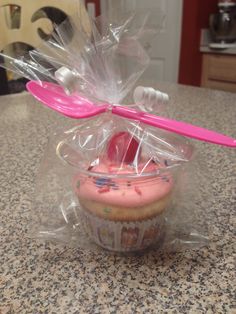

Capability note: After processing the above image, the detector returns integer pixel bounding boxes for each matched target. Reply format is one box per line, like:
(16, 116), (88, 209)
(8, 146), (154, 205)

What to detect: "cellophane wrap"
(0, 6), (209, 253)
(30, 114), (209, 253)
(0, 7), (163, 107)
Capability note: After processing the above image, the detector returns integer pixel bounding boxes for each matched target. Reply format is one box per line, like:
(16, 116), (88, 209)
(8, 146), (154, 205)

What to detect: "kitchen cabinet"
(201, 53), (236, 93)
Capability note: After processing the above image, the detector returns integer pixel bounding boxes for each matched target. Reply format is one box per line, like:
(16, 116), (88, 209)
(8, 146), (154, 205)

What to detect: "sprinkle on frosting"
(110, 181), (119, 190)
(164, 160), (169, 167)
(98, 186), (110, 193)
(135, 186), (142, 196)
(93, 177), (120, 191)
(103, 207), (112, 214)
(162, 176), (170, 183)
(94, 177), (111, 188)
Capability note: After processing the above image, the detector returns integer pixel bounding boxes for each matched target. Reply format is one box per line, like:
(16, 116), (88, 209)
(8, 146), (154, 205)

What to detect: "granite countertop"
(0, 84), (235, 313)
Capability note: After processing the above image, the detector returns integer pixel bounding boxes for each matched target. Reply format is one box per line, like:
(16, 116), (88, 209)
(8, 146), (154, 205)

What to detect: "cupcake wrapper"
(79, 208), (165, 252)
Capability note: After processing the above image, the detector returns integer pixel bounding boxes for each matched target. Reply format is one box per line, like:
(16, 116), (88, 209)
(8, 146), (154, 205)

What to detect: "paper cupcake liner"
(79, 207), (165, 252)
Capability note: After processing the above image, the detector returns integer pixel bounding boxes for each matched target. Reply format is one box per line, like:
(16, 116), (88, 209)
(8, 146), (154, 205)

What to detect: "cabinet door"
(201, 54), (236, 93)
(101, 0), (183, 83)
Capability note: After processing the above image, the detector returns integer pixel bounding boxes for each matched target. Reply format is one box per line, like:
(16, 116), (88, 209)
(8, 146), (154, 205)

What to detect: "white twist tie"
(55, 66), (79, 95)
(133, 86), (169, 110)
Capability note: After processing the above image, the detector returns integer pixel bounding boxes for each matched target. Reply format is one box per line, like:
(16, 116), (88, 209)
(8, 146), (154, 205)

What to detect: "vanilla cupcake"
(73, 132), (174, 252)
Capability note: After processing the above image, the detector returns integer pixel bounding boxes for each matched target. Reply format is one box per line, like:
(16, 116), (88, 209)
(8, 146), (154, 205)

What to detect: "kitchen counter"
(200, 29), (236, 55)
(200, 45), (236, 55)
(0, 84), (235, 313)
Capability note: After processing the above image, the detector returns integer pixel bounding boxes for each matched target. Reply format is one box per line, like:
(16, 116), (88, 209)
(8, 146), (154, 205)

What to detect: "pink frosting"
(75, 160), (173, 207)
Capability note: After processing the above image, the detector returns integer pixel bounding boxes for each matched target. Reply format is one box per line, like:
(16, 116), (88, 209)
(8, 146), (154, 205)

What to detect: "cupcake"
(73, 131), (175, 252)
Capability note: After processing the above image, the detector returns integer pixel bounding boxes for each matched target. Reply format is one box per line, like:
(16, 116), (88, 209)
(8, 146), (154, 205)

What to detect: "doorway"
(101, 0), (183, 83)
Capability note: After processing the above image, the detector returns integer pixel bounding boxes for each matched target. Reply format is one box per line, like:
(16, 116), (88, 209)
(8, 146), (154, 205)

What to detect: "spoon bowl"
(27, 81), (107, 119)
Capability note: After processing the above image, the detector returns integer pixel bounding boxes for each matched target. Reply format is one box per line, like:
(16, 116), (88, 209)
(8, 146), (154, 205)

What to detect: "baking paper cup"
(79, 208), (165, 252)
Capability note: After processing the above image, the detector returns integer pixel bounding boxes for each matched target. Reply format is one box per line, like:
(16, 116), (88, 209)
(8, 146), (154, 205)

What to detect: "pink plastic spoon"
(27, 81), (236, 147)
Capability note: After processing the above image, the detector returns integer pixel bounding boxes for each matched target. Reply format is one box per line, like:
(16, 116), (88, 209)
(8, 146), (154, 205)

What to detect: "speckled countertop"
(0, 84), (235, 314)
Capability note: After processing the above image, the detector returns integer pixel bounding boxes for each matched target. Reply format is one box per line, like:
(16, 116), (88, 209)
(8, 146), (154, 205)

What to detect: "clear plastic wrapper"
(0, 7), (166, 112)
(0, 5), (210, 253)
(0, 9), (162, 103)
(30, 115), (209, 253)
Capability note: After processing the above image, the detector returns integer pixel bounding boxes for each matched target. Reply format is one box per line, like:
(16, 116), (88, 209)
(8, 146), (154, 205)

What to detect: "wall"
(178, 0), (218, 86)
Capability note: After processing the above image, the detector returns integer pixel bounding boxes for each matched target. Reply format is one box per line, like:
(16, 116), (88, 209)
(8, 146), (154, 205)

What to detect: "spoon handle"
(113, 106), (236, 147)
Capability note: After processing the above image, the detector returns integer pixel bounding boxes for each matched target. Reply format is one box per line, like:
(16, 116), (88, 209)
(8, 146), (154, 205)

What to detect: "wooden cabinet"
(201, 54), (236, 93)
